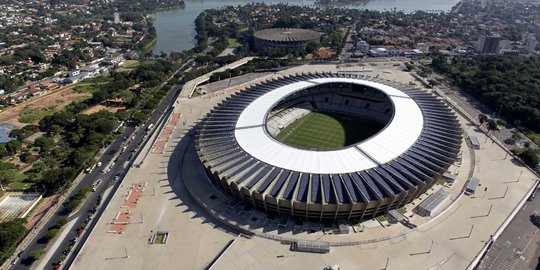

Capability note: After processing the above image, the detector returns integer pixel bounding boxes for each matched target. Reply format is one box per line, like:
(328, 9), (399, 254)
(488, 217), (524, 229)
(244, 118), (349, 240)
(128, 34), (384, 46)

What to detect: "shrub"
(55, 217), (68, 229)
(29, 248), (44, 261)
(46, 229), (59, 240)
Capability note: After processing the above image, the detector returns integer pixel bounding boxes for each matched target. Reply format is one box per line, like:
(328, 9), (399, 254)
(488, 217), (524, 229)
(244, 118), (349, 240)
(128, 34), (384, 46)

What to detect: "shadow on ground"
(166, 129), (241, 236)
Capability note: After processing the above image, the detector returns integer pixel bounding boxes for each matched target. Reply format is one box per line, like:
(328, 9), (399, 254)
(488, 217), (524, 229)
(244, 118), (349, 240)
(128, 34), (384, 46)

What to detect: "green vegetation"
(227, 38), (239, 48)
(528, 134), (540, 146)
(517, 148), (540, 168)
(0, 219), (27, 264)
(18, 106), (57, 123)
(275, 112), (383, 150)
(73, 76), (114, 93)
(8, 125), (39, 140)
(46, 229), (59, 241)
(432, 55), (540, 133)
(116, 60), (142, 72)
(2, 60), (179, 193)
(142, 36), (157, 54)
(66, 186), (91, 212)
(0, 161), (30, 190)
(55, 217), (68, 229)
(28, 248), (44, 261)
(193, 4), (357, 58)
(154, 233), (167, 244)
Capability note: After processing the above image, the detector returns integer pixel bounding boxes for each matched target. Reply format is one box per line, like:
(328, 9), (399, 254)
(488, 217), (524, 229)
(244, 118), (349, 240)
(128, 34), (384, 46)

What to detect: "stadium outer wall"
(195, 73), (463, 222)
(253, 28), (321, 51)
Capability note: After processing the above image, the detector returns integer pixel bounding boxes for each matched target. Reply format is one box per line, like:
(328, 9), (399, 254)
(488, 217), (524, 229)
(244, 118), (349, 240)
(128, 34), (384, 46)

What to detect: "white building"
(114, 12), (121, 24)
(356, 40), (370, 52)
(526, 35), (538, 52)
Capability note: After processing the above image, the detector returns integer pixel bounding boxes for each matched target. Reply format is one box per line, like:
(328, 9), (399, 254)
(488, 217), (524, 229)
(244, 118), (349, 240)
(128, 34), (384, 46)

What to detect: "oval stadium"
(195, 73), (463, 222)
(253, 28), (321, 50)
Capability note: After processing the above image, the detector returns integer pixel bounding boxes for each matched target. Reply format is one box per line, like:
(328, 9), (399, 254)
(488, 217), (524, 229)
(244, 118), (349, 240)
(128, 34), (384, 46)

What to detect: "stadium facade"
(253, 28), (321, 51)
(195, 73), (462, 221)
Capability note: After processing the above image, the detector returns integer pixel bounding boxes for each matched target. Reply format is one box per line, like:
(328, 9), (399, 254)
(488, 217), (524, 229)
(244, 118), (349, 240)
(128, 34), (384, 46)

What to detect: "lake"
(150, 0), (460, 54)
(0, 123), (15, 143)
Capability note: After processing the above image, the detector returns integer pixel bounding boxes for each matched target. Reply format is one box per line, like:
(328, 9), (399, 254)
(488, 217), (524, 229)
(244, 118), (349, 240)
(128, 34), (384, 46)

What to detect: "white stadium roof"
(234, 78), (424, 174)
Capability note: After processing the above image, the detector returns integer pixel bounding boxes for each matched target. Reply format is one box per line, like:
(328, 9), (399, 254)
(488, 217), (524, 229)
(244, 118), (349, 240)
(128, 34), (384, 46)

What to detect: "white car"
(92, 180), (102, 192)
(96, 162), (102, 167)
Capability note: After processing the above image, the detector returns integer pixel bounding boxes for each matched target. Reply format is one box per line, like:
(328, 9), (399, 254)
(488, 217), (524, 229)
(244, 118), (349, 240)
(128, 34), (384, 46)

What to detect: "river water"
(150, 0), (460, 54)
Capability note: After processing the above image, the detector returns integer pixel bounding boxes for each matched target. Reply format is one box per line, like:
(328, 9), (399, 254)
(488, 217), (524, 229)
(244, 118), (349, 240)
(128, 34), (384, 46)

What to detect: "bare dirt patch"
(0, 86), (92, 128)
(317, 47), (337, 58)
(80, 104), (126, 115)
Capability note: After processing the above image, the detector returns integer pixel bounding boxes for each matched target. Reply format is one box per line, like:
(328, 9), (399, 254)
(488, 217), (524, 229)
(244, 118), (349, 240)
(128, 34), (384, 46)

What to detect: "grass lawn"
(115, 60), (141, 72)
(5, 170), (33, 190)
(7, 181), (31, 190)
(73, 75), (113, 93)
(227, 38), (240, 48)
(18, 106), (57, 123)
(155, 233), (166, 244)
(527, 133), (540, 147)
(275, 112), (384, 150)
(142, 36), (157, 54)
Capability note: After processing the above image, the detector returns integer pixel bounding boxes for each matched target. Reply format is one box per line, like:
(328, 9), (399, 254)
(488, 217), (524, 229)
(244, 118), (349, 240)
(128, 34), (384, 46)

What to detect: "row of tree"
(432, 55), (540, 133)
(1, 60), (179, 192)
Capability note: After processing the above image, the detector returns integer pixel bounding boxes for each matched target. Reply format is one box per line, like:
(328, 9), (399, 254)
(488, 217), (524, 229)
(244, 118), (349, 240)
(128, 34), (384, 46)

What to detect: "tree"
(48, 125), (62, 136)
(404, 62), (414, 71)
(478, 114), (488, 124)
(0, 219), (26, 262)
(0, 161), (18, 187)
(41, 167), (74, 191)
(9, 125), (39, 140)
(34, 136), (55, 152)
(32, 161), (48, 173)
(19, 152), (38, 163)
(29, 248), (44, 261)
(55, 217), (68, 229)
(428, 79), (440, 86)
(0, 144), (7, 157)
(46, 229), (59, 241)
(518, 148), (539, 168)
(4, 140), (22, 156)
(436, 56), (540, 133)
(487, 119), (499, 131)
(512, 133), (522, 142)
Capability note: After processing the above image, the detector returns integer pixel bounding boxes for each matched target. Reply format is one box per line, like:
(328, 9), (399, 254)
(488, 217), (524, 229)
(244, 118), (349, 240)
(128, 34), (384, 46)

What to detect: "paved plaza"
(71, 63), (539, 270)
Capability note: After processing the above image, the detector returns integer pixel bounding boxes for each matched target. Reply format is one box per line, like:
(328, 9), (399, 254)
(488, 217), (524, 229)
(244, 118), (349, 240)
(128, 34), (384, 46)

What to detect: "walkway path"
(180, 57), (256, 99)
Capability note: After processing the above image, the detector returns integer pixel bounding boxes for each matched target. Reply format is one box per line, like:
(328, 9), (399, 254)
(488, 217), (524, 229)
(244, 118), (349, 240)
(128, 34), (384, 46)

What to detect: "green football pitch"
(275, 112), (384, 150)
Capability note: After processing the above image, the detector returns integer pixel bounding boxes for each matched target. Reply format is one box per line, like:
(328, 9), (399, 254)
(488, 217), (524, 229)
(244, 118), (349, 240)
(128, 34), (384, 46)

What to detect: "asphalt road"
(9, 80), (184, 270)
(479, 187), (540, 270)
(434, 78), (538, 154)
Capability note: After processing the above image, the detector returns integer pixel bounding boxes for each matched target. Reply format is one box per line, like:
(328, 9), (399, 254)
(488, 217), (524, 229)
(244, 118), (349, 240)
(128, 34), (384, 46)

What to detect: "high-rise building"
(113, 12), (121, 24)
(476, 35), (502, 54)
